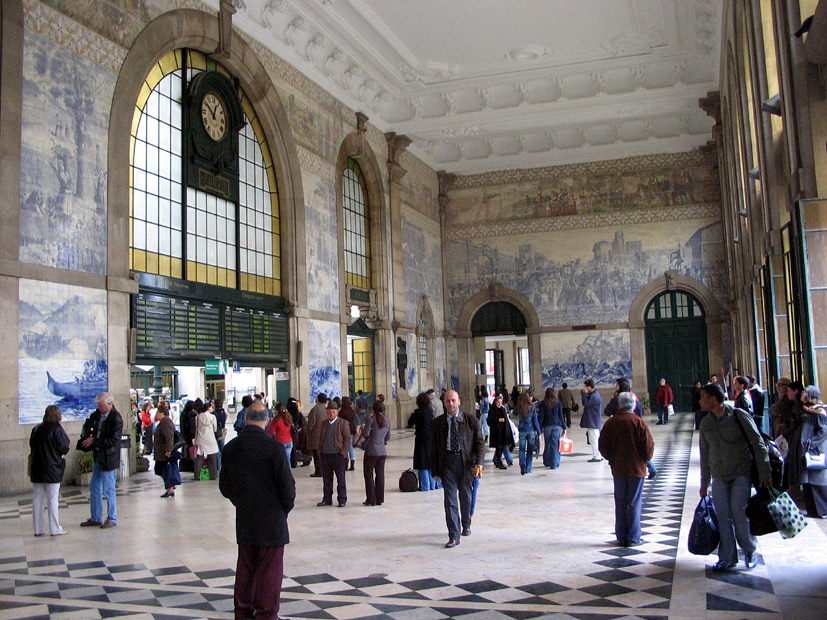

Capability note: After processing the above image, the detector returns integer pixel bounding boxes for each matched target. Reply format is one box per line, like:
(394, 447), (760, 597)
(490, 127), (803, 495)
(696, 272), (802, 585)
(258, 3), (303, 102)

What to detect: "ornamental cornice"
(446, 203), (720, 240)
(452, 149), (716, 190)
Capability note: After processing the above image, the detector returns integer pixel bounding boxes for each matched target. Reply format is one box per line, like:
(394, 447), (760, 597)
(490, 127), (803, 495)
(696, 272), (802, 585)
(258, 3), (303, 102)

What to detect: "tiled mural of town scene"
(305, 176), (340, 314)
(446, 219), (726, 329)
(307, 319), (342, 401)
(19, 29), (115, 275)
(402, 216), (444, 329)
(434, 339), (447, 392)
(542, 330), (631, 390)
(448, 155), (718, 226)
(18, 279), (108, 424)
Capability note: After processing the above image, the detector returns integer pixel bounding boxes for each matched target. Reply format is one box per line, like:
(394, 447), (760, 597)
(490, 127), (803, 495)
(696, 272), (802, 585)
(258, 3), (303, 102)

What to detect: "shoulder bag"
(804, 441), (827, 470)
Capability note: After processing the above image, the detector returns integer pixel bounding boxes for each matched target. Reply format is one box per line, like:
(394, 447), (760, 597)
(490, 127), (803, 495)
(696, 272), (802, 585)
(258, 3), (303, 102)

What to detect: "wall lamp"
(748, 166), (761, 180)
(738, 208), (749, 218)
(762, 94), (782, 116)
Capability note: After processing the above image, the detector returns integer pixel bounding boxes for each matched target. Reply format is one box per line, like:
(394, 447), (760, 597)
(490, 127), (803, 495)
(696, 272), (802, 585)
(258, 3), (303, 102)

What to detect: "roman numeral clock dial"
(200, 92), (227, 141)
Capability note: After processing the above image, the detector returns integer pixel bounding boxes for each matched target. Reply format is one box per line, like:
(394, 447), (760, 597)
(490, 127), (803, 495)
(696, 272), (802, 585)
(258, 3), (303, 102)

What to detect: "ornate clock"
(185, 71), (245, 202)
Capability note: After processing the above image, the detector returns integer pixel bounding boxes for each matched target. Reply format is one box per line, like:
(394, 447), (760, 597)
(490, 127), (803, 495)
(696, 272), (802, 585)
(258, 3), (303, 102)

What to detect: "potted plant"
(75, 451), (94, 486)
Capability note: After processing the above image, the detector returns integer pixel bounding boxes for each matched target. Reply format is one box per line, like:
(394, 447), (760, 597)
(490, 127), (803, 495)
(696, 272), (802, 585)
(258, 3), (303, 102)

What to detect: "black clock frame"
(184, 70), (245, 203)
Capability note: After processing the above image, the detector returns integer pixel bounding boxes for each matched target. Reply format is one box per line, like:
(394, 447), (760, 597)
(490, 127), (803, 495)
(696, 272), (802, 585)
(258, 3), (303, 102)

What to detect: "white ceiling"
(232, 0), (721, 175)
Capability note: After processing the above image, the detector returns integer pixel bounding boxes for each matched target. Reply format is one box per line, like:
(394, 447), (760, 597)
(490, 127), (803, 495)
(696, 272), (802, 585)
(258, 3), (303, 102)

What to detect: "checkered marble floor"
(1, 414), (823, 620)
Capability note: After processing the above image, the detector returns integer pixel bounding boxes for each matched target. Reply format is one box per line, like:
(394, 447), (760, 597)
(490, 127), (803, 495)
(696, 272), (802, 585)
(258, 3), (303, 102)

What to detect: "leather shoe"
(745, 552), (757, 569)
(317, 501), (332, 506)
(362, 501), (374, 506)
(711, 561), (736, 571)
(310, 473), (322, 477)
(461, 528), (471, 537)
(444, 539), (459, 548)
(80, 519), (101, 527)
(337, 502), (346, 507)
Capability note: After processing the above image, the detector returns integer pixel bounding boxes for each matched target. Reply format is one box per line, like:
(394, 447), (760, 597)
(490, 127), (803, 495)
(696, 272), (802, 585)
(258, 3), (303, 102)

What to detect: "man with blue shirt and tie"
(431, 390), (485, 548)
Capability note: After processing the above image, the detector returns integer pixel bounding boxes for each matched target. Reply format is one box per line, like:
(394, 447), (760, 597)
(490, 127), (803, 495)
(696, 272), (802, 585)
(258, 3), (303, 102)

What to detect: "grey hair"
(246, 403), (269, 423)
(805, 385), (822, 403)
(618, 392), (637, 411)
(95, 392), (114, 406)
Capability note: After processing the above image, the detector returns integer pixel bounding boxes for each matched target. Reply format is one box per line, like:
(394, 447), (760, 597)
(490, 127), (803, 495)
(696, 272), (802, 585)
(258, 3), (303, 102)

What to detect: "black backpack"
(399, 469), (418, 492)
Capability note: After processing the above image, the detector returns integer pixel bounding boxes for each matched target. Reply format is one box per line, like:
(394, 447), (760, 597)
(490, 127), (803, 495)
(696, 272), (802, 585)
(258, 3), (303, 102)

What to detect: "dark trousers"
(142, 425), (154, 454)
(363, 454), (386, 505)
(312, 449), (321, 474)
(613, 477), (644, 545)
(441, 453), (472, 541)
(321, 452), (347, 504)
(193, 453), (218, 480)
(563, 408), (572, 427)
(234, 544), (284, 620)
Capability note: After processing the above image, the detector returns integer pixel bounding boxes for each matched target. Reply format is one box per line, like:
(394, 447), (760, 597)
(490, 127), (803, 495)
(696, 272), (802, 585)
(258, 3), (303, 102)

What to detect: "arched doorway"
(472, 301), (530, 401)
(644, 290), (707, 412)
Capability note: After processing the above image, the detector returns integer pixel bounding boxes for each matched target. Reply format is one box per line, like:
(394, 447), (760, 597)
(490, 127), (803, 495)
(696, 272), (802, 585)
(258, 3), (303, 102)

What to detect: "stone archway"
(627, 271), (724, 404)
(455, 284), (541, 406)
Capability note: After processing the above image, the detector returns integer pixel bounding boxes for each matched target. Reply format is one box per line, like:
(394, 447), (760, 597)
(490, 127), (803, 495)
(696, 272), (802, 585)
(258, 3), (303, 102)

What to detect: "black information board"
(134, 291), (287, 364)
(225, 307), (288, 363)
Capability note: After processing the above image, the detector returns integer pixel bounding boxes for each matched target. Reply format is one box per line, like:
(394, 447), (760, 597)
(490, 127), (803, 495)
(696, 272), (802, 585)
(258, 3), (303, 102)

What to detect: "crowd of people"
(24, 369), (827, 618)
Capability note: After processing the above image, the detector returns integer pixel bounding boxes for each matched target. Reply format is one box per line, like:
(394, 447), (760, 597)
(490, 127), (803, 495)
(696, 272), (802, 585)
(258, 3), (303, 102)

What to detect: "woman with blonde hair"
(29, 405), (70, 536)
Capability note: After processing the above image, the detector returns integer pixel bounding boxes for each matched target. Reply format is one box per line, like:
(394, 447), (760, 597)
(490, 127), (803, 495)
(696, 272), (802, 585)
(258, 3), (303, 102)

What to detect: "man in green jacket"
(699, 383), (771, 571)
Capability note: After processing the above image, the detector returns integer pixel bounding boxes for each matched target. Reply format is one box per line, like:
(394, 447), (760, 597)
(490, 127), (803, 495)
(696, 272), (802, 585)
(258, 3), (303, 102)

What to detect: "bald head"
(444, 390), (460, 416)
(245, 403), (269, 428)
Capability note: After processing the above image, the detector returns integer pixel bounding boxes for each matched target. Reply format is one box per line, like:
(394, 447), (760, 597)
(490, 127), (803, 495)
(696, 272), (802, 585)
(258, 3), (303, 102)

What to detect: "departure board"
(224, 307), (288, 363)
(133, 289), (288, 365)
(134, 294), (222, 359)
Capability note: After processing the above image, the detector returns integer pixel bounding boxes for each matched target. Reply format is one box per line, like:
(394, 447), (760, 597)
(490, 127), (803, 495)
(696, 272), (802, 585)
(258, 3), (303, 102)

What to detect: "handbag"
(508, 418), (518, 445)
(766, 487), (808, 539)
(746, 488), (779, 536)
(559, 434), (573, 454)
(688, 496), (720, 555)
(804, 441), (827, 469)
(199, 464), (211, 481)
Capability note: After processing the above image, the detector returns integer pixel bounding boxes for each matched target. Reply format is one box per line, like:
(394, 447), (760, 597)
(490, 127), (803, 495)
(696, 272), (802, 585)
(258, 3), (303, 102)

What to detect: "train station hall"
(3, 1), (827, 619)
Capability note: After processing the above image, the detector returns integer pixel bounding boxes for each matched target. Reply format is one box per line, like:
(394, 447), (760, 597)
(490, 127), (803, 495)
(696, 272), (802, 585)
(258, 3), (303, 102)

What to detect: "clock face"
(201, 92), (227, 141)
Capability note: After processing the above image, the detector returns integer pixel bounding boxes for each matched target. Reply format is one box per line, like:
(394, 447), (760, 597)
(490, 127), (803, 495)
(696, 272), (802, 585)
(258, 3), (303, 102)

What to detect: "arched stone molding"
(454, 284), (542, 407)
(335, 123), (392, 410)
(627, 271), (725, 401)
(108, 8), (308, 398)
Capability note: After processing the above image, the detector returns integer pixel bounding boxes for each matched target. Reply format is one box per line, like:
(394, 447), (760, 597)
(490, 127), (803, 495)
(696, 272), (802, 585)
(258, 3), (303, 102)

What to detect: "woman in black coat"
(407, 392), (437, 491)
(489, 394), (515, 469)
(29, 405), (70, 536)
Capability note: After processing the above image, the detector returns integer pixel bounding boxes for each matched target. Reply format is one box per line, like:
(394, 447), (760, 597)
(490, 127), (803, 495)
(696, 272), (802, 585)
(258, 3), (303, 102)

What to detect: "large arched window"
(129, 49), (280, 295)
(342, 156), (371, 290)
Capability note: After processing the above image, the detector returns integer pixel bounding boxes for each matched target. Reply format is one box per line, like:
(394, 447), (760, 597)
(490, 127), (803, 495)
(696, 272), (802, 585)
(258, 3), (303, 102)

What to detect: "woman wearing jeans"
(538, 388), (566, 469)
(516, 392), (541, 475)
(699, 382), (771, 571)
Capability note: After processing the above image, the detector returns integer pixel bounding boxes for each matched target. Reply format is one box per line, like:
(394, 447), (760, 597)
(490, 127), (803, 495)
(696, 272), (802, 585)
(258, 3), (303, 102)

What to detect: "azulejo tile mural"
(542, 330), (631, 390)
(402, 215), (444, 329)
(304, 175), (340, 314)
(18, 279), (108, 424)
(446, 218), (726, 329)
(307, 319), (342, 401)
(19, 28), (116, 275)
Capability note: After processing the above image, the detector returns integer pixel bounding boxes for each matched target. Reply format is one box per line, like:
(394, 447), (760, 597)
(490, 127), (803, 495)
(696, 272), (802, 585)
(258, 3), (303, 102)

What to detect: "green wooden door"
(645, 291), (708, 413)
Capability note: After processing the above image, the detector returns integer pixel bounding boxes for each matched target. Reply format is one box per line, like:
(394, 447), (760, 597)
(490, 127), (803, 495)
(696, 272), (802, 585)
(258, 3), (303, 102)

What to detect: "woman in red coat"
(655, 378), (674, 425)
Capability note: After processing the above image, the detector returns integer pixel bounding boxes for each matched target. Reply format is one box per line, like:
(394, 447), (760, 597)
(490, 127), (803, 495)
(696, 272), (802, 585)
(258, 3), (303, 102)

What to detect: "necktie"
(450, 416), (459, 452)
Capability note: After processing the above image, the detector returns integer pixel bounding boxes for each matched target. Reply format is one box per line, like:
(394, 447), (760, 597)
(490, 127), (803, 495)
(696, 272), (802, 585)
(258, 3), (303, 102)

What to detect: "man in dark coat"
(431, 390), (485, 548)
(78, 392), (122, 529)
(580, 379), (604, 462)
(598, 392), (655, 547)
(220, 403), (295, 620)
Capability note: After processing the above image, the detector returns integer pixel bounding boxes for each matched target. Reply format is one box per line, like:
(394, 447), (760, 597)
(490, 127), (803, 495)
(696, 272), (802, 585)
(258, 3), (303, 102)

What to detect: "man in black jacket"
(78, 392), (123, 529)
(431, 390), (485, 548)
(220, 403), (295, 620)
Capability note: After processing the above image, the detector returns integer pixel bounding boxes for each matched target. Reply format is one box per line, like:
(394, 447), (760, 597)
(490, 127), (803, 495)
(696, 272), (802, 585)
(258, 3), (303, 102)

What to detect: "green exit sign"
(205, 359), (229, 375)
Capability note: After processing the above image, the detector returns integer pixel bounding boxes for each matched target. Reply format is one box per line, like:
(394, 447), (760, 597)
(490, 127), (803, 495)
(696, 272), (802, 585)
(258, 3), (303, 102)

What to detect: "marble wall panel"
(304, 174), (340, 314)
(19, 279), (108, 423)
(19, 28), (116, 274)
(541, 330), (631, 391)
(307, 319), (342, 401)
